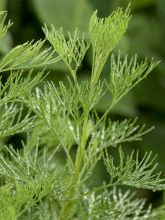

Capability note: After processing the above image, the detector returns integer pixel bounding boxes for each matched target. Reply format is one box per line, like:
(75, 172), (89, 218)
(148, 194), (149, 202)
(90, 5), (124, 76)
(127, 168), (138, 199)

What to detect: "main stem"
(59, 112), (89, 220)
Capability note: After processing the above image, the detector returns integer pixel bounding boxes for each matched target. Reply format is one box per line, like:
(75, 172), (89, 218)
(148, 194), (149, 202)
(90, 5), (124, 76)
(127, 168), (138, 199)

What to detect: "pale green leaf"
(104, 147), (165, 190)
(108, 52), (159, 108)
(89, 6), (131, 85)
(43, 26), (89, 80)
(0, 11), (12, 40)
(0, 40), (61, 73)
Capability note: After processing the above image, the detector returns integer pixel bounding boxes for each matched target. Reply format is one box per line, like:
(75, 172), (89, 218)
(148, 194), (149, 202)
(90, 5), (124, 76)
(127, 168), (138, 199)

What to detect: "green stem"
(59, 112), (89, 220)
(93, 98), (115, 130)
(75, 113), (88, 172)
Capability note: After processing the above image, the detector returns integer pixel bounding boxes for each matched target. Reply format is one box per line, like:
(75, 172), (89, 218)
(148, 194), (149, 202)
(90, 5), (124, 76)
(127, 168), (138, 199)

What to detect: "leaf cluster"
(0, 6), (164, 220)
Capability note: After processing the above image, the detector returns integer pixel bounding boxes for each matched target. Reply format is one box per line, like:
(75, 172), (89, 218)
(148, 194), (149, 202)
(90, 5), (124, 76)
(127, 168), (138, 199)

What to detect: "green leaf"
(88, 188), (152, 220)
(0, 40), (61, 73)
(0, 143), (63, 183)
(0, 103), (37, 137)
(0, 11), (12, 40)
(43, 26), (89, 80)
(93, 117), (152, 149)
(89, 6), (131, 85)
(104, 147), (165, 190)
(107, 52), (159, 108)
(0, 71), (44, 106)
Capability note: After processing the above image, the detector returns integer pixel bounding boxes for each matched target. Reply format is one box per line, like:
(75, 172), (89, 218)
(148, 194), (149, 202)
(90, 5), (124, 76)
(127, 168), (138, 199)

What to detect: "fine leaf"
(0, 103), (37, 137)
(0, 11), (12, 40)
(0, 40), (61, 73)
(108, 52), (160, 108)
(104, 147), (165, 190)
(43, 25), (89, 80)
(88, 188), (152, 220)
(0, 70), (44, 106)
(89, 6), (131, 85)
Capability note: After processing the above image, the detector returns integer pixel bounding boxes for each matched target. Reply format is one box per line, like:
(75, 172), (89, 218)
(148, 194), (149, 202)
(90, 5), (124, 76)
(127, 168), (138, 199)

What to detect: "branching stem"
(59, 112), (89, 220)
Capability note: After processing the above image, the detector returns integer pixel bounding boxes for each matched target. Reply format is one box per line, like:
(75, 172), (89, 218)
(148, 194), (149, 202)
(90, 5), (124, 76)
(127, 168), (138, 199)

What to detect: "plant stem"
(75, 113), (88, 172)
(59, 112), (89, 220)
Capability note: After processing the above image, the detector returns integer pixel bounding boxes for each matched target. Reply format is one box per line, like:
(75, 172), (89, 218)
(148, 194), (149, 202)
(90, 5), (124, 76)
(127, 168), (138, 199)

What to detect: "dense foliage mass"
(0, 6), (165, 220)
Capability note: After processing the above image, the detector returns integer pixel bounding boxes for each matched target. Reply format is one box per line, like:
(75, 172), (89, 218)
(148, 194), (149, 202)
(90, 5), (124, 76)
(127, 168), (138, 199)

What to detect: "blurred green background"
(1, 0), (165, 208)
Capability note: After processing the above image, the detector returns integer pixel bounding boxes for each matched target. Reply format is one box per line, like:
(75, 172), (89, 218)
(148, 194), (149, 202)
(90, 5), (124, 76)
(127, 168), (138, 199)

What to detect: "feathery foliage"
(0, 11), (12, 40)
(89, 6), (131, 85)
(87, 188), (165, 220)
(0, 7), (164, 220)
(0, 40), (61, 73)
(43, 26), (89, 80)
(108, 53), (159, 108)
(104, 147), (165, 190)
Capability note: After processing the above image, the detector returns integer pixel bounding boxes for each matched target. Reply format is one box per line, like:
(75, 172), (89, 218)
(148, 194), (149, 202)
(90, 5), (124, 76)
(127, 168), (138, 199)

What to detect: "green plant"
(0, 6), (165, 220)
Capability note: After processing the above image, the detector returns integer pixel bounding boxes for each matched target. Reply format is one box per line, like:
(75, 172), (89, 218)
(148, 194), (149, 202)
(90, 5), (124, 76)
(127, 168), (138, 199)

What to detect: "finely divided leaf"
(88, 188), (152, 220)
(108, 52), (159, 108)
(104, 147), (165, 190)
(0, 11), (12, 40)
(43, 25), (89, 80)
(0, 40), (61, 73)
(89, 6), (131, 85)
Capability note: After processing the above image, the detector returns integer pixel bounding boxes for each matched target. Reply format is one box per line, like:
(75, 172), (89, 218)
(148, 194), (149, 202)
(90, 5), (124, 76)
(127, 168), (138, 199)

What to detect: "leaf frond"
(0, 103), (37, 137)
(43, 25), (90, 80)
(89, 6), (131, 85)
(92, 117), (152, 150)
(0, 40), (61, 73)
(0, 142), (63, 183)
(0, 70), (44, 105)
(104, 147), (165, 190)
(108, 52), (159, 108)
(0, 11), (12, 40)
(88, 187), (152, 220)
